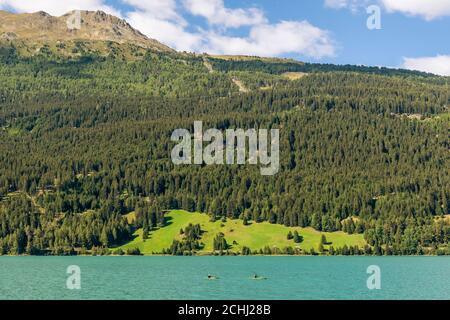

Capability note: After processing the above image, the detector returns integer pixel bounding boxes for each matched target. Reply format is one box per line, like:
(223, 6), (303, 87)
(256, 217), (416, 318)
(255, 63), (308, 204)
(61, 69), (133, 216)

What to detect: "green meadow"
(117, 210), (366, 255)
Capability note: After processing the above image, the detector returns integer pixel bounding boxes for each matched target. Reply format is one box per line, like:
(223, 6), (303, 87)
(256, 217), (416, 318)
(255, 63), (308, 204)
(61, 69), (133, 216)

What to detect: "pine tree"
(318, 242), (324, 253)
(293, 231), (303, 243)
(287, 231), (293, 240)
(100, 228), (109, 247)
(142, 225), (149, 240)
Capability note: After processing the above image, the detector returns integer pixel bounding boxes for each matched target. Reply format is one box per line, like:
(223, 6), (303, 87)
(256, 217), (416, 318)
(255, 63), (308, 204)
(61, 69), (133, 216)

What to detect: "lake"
(0, 256), (448, 300)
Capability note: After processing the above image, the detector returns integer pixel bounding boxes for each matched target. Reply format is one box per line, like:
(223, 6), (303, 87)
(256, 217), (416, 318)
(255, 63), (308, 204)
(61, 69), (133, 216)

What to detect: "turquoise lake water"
(0, 256), (448, 300)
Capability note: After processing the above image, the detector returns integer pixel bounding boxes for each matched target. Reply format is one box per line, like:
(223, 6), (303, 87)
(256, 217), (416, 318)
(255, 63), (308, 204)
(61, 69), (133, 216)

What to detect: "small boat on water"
(251, 274), (267, 280)
(204, 274), (266, 280)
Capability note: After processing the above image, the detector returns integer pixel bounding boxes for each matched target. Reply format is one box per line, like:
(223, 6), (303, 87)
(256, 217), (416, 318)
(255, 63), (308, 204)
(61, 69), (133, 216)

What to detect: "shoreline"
(1, 254), (448, 257)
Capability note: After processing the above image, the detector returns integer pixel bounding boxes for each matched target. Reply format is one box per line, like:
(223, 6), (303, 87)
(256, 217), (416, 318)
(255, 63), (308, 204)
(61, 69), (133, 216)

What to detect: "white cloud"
(0, 0), (120, 17)
(382, 0), (450, 20)
(325, 0), (450, 20)
(325, 0), (348, 9)
(182, 0), (266, 28)
(402, 55), (450, 76)
(122, 0), (202, 52)
(126, 11), (203, 52)
(324, 0), (369, 11)
(123, 0), (335, 58)
(204, 21), (335, 58)
(123, 0), (184, 24)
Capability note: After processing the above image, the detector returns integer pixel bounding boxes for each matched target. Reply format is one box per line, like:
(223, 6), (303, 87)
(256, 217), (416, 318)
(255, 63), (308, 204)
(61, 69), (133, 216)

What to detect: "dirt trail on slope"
(231, 77), (249, 93)
(203, 55), (249, 93)
(202, 56), (214, 73)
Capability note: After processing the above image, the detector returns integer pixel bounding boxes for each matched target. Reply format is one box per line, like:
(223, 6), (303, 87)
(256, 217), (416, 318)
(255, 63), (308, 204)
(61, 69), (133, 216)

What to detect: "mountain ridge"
(0, 10), (442, 79)
(0, 9), (173, 52)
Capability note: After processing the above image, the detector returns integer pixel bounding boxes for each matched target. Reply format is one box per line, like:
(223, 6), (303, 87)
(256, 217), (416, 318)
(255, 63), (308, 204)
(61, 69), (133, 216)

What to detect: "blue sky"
(1, 0), (450, 75)
(245, 0), (450, 67)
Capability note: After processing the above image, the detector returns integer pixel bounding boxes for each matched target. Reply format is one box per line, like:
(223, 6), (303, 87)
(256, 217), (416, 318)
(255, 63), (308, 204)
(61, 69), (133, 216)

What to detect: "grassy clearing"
(209, 55), (303, 64)
(426, 112), (450, 124)
(6, 127), (22, 136)
(395, 111), (450, 127)
(435, 214), (450, 223)
(116, 210), (366, 255)
(282, 72), (308, 80)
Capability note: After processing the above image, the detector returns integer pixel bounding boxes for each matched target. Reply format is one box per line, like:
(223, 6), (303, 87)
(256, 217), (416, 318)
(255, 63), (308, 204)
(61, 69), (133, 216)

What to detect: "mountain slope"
(0, 9), (448, 256)
(0, 10), (172, 52)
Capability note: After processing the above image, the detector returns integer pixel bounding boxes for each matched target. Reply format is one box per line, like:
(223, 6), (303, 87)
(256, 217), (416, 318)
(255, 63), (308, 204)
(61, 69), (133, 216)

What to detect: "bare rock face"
(0, 9), (173, 52)
(0, 32), (17, 40)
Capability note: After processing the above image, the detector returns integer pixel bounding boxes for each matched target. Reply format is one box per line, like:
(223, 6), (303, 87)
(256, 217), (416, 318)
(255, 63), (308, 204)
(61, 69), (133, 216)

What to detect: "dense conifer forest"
(0, 41), (449, 255)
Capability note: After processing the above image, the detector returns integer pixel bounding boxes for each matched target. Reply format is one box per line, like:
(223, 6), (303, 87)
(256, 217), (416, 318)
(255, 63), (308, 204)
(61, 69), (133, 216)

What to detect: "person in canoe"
(207, 274), (218, 280)
(252, 273), (266, 280)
